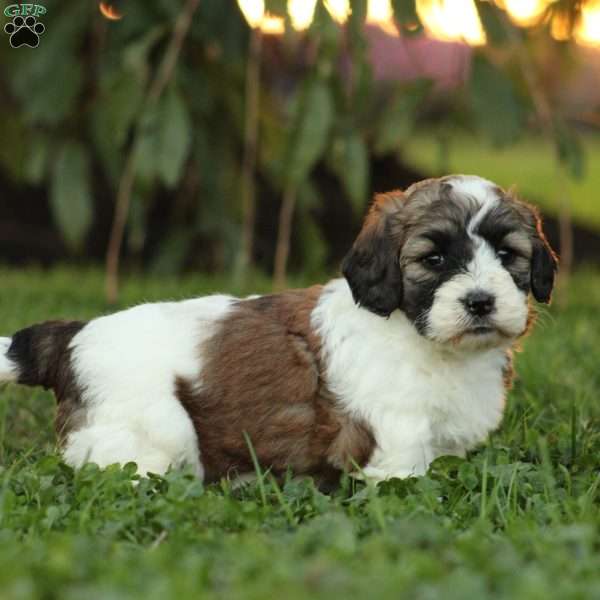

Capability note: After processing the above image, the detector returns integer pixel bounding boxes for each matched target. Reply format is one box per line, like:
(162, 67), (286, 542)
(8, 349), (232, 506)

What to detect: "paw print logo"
(4, 15), (45, 48)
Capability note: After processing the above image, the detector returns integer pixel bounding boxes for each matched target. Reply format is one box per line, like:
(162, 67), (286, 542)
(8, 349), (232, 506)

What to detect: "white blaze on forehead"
(444, 175), (501, 235)
(445, 175), (499, 205)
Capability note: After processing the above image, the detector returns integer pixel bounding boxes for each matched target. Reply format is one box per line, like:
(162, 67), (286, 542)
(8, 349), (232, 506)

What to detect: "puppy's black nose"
(462, 291), (495, 317)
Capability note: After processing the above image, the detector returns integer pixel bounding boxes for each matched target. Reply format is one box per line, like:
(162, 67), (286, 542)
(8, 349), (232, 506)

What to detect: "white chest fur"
(312, 279), (508, 480)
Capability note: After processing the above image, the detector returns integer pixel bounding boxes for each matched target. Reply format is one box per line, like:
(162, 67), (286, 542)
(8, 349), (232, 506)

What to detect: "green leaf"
(135, 87), (192, 187)
(156, 88), (193, 187)
(458, 462), (479, 491)
(91, 70), (146, 180)
(26, 136), (49, 185)
(330, 132), (369, 213)
(50, 142), (94, 250)
(123, 26), (166, 73)
(285, 80), (334, 187)
(374, 80), (432, 154)
(469, 54), (524, 147)
(10, 4), (86, 126)
(13, 58), (83, 127)
(554, 121), (586, 180)
(297, 206), (327, 279)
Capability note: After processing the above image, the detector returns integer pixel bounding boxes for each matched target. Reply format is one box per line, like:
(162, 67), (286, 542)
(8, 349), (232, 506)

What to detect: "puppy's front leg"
(360, 445), (433, 482)
(356, 416), (435, 482)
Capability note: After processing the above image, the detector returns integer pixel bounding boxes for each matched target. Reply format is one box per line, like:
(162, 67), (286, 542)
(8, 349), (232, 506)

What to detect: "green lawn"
(0, 267), (599, 599)
(402, 134), (600, 230)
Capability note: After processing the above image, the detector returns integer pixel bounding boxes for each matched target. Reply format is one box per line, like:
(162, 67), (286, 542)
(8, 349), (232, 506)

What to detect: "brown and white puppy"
(0, 175), (557, 483)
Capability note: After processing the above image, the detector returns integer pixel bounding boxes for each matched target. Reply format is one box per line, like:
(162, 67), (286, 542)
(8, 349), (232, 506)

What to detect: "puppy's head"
(342, 175), (557, 350)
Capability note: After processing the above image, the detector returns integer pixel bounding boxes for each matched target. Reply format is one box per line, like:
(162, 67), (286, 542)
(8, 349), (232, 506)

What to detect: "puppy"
(0, 175), (557, 483)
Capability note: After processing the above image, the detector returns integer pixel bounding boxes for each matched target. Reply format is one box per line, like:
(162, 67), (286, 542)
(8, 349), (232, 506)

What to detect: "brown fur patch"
(502, 351), (515, 390)
(176, 287), (376, 485)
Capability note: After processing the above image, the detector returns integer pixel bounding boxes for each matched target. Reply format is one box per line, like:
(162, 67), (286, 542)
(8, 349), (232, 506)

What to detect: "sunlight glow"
(500, 0), (551, 27)
(417, 0), (486, 46)
(574, 0), (600, 46)
(288, 0), (317, 31)
(550, 11), (571, 41)
(237, 0), (264, 29)
(237, 0), (285, 34)
(367, 0), (399, 36)
(238, 0), (599, 47)
(261, 13), (285, 34)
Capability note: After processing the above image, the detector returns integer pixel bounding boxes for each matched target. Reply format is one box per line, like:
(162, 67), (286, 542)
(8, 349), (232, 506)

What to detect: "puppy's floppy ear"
(342, 193), (404, 317)
(523, 203), (558, 304)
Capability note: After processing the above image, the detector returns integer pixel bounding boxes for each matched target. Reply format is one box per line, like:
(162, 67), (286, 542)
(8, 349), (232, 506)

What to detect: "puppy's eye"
(421, 254), (446, 269)
(497, 248), (516, 265)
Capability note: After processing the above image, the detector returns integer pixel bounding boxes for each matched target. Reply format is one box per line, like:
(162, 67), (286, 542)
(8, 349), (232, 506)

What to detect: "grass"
(402, 133), (600, 230)
(0, 266), (599, 599)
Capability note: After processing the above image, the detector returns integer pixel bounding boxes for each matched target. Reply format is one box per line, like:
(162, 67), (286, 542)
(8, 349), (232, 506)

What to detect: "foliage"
(402, 133), (600, 228)
(0, 1), (592, 274)
(49, 142), (94, 251)
(0, 267), (599, 598)
(284, 78), (334, 189)
(468, 55), (524, 147)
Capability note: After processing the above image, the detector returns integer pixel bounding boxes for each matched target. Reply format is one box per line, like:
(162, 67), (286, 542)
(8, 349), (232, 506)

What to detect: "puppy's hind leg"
(61, 425), (200, 478)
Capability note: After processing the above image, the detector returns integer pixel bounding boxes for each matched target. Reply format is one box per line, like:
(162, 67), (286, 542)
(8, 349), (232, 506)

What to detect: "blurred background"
(1, 0), (599, 301)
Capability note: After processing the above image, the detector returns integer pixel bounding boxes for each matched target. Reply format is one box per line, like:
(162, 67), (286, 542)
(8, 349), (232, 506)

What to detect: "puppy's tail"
(0, 337), (16, 383)
(0, 321), (85, 390)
